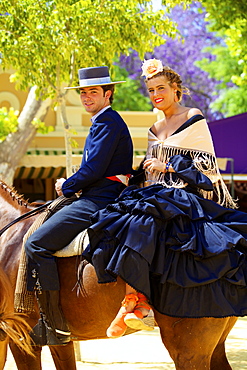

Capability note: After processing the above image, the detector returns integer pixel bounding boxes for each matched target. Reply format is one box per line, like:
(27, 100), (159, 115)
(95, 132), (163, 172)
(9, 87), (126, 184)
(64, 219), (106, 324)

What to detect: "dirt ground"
(5, 317), (247, 369)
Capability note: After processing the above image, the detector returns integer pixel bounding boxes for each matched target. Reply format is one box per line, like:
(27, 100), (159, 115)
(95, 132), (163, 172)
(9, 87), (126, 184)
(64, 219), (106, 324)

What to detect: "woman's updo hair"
(145, 66), (190, 102)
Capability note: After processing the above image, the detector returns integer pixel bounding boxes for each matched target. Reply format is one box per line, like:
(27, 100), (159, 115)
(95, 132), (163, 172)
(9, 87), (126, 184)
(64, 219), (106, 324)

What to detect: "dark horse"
(0, 180), (238, 370)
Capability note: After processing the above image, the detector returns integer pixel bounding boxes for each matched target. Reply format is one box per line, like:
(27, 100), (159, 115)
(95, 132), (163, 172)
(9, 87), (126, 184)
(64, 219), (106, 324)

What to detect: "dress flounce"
(83, 184), (247, 318)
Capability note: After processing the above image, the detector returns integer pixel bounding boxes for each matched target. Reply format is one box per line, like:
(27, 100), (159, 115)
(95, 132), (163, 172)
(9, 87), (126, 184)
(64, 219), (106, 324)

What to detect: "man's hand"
(55, 178), (66, 196)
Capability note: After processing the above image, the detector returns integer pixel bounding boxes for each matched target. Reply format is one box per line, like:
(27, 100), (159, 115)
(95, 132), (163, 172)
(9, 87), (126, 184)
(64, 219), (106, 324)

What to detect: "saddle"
(14, 196), (90, 313)
(14, 196), (156, 330)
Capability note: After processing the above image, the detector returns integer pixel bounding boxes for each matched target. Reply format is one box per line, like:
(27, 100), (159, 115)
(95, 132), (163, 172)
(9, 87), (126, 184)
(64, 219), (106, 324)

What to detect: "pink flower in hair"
(141, 59), (163, 78)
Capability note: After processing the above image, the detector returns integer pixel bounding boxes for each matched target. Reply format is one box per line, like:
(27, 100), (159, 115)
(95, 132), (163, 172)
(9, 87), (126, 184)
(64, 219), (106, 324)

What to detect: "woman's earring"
(174, 90), (178, 102)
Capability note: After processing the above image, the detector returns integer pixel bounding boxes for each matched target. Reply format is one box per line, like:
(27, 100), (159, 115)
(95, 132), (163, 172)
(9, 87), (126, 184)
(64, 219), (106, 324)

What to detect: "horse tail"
(0, 265), (34, 357)
(0, 303), (34, 356)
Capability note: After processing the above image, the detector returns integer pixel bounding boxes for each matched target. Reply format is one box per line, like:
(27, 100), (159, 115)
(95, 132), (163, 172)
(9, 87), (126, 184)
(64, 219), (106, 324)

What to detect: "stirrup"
(46, 326), (71, 346)
(30, 318), (71, 346)
(29, 318), (47, 346)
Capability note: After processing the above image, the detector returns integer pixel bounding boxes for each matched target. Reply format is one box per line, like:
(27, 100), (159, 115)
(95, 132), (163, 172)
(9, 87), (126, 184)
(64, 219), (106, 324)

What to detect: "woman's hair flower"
(141, 59), (163, 79)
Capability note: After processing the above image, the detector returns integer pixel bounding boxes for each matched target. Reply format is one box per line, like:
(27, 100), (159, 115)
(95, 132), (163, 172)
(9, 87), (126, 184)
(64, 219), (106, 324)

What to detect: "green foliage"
(186, 0), (247, 117)
(69, 138), (79, 149)
(32, 118), (54, 134)
(196, 46), (243, 87)
(200, 0), (247, 86)
(0, 107), (53, 141)
(210, 86), (247, 117)
(196, 43), (247, 117)
(0, 107), (18, 141)
(200, 0), (247, 31)
(112, 65), (151, 111)
(161, 0), (191, 8)
(0, 0), (179, 101)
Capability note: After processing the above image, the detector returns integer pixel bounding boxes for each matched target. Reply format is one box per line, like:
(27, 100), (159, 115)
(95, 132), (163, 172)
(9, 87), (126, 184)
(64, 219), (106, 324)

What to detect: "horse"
(0, 262), (34, 370)
(0, 180), (238, 370)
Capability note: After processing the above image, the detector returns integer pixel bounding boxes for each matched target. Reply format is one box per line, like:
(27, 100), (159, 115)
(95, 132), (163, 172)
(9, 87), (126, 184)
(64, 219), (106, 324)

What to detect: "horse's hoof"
(124, 313), (154, 331)
(29, 319), (47, 346)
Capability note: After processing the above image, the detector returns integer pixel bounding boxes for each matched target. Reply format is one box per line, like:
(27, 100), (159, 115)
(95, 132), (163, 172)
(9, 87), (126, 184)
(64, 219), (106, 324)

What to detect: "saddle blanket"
(54, 229), (89, 257)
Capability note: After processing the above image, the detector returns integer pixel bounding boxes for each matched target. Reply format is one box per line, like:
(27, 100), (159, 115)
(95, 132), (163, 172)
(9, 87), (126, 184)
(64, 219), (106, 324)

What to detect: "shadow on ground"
(5, 317), (247, 369)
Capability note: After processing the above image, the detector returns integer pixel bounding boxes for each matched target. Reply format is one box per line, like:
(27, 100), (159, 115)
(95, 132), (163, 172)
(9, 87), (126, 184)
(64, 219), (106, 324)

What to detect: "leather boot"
(30, 317), (47, 346)
(30, 290), (71, 346)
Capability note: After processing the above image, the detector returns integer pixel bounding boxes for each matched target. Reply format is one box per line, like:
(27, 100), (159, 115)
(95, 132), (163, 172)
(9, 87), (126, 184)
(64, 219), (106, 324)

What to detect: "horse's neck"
(0, 182), (29, 221)
(0, 184), (32, 277)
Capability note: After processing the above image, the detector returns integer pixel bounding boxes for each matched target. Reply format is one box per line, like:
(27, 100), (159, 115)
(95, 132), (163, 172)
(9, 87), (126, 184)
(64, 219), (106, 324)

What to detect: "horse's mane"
(0, 180), (29, 209)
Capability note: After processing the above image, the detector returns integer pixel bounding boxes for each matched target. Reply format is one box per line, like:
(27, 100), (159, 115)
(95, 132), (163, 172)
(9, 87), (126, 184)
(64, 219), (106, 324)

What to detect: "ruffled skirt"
(83, 184), (247, 318)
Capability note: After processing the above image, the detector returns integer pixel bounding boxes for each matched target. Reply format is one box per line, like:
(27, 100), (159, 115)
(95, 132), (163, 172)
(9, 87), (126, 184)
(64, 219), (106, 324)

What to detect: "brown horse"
(0, 180), (238, 370)
(0, 262), (34, 369)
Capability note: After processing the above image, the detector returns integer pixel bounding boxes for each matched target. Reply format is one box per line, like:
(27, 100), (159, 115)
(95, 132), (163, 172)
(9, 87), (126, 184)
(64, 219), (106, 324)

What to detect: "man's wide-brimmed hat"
(64, 66), (125, 90)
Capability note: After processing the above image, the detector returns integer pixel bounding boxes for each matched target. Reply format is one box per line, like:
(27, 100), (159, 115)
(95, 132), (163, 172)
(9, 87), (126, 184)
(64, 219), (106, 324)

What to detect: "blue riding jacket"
(62, 107), (133, 197)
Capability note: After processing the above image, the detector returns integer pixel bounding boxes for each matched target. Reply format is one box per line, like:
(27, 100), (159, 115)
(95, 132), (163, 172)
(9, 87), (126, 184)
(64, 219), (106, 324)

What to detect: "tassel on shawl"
(145, 144), (237, 209)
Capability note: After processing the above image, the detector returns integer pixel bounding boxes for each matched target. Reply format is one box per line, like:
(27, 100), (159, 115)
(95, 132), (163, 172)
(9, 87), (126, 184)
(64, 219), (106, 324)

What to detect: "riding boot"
(30, 317), (47, 346)
(30, 290), (71, 346)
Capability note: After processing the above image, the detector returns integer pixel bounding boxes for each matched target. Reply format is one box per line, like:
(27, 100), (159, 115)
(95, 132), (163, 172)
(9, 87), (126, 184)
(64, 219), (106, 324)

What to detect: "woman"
(83, 59), (247, 338)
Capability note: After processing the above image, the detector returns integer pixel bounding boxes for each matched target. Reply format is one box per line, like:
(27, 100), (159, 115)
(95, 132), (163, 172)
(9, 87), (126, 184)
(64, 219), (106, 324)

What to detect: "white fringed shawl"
(146, 117), (237, 209)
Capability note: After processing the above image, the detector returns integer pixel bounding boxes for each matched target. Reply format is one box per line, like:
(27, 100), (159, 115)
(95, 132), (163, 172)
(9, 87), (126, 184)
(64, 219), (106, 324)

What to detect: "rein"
(0, 201), (53, 237)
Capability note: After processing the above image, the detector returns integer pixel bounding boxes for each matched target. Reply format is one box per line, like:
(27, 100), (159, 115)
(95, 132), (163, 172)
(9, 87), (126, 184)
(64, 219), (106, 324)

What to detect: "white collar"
(91, 105), (111, 124)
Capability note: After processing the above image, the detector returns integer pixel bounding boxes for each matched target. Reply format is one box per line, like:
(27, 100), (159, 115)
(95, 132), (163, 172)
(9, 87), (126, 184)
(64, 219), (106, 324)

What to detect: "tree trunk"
(0, 86), (51, 186)
(59, 96), (73, 178)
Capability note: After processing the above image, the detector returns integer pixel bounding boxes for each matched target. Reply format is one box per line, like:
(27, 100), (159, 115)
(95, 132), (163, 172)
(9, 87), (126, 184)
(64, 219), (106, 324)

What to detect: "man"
(25, 66), (133, 346)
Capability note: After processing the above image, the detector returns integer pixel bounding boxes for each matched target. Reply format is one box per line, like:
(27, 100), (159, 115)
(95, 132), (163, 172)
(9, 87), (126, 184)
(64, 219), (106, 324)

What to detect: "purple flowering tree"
(117, 2), (224, 121)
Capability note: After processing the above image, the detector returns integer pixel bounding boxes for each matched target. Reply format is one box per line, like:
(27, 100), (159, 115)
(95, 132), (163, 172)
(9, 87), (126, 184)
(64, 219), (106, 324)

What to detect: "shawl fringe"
(146, 144), (237, 209)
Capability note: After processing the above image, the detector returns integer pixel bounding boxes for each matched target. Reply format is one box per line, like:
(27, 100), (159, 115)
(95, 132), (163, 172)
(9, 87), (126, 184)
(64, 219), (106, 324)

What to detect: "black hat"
(65, 66), (125, 90)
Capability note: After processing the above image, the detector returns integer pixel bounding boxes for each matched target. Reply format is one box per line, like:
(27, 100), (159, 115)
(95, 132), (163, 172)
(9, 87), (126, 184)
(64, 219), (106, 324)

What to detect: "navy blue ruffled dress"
(83, 115), (247, 318)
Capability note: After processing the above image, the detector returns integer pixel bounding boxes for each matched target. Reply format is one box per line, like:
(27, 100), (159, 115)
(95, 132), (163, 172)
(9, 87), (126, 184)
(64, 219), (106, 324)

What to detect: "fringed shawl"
(146, 116), (237, 209)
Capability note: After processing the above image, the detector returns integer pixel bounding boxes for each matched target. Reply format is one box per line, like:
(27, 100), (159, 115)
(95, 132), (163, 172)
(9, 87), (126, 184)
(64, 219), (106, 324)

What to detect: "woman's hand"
(143, 158), (175, 173)
(143, 158), (165, 173)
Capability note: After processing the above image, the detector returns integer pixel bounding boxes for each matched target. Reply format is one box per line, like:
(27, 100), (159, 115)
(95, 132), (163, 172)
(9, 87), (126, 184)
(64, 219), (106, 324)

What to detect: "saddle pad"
(54, 229), (89, 257)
